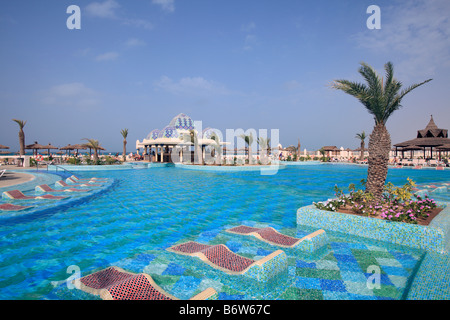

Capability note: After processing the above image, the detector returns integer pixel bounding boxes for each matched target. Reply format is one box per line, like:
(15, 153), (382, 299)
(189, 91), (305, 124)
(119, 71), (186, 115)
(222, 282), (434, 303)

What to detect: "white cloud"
(85, 0), (120, 18)
(241, 22), (256, 33)
(41, 83), (102, 109)
(154, 76), (230, 96)
(152, 0), (175, 13)
(95, 51), (119, 61)
(85, 0), (153, 30)
(124, 38), (146, 47)
(283, 80), (302, 91)
(353, 0), (450, 80)
(122, 18), (153, 30)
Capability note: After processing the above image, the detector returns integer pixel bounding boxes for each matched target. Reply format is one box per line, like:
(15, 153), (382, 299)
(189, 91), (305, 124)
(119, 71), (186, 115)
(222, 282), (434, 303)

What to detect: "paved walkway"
(0, 165), (39, 188)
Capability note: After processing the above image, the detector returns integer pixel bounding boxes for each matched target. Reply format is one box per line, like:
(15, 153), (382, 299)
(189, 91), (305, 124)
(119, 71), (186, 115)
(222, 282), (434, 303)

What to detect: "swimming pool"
(0, 164), (449, 300)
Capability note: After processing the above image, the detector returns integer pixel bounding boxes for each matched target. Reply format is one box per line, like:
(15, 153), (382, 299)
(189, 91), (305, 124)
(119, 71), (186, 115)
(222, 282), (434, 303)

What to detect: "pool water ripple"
(0, 164), (449, 299)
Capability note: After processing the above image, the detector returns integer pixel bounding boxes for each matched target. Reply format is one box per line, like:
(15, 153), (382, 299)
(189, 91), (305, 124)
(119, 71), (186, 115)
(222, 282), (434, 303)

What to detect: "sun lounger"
(70, 175), (107, 182)
(0, 169), (5, 179)
(35, 184), (90, 193)
(66, 177), (103, 185)
(0, 203), (33, 211)
(76, 266), (218, 300)
(167, 241), (287, 282)
(226, 225), (328, 252)
(55, 180), (100, 188)
(2, 189), (66, 200)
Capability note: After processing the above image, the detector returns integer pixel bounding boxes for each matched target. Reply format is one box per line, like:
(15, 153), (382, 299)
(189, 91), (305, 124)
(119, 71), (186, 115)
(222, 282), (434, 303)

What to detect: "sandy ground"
(0, 165), (39, 188)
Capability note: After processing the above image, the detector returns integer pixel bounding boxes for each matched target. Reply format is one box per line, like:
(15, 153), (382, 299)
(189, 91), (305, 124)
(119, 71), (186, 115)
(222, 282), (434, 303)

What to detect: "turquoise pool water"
(0, 164), (449, 300)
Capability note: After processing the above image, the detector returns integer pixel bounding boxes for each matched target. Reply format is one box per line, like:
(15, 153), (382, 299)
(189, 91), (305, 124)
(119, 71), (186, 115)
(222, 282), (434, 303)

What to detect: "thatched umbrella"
(71, 144), (87, 155)
(60, 144), (76, 156)
(0, 144), (10, 150)
(81, 143), (105, 156)
(26, 142), (46, 156)
(42, 143), (59, 157)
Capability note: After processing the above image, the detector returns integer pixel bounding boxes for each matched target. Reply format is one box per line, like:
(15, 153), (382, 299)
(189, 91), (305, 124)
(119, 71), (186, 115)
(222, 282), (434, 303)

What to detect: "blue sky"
(1, 0), (449, 153)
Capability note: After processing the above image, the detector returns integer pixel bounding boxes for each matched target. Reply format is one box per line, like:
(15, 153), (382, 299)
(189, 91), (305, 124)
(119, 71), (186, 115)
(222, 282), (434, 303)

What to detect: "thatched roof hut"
(394, 115), (450, 159)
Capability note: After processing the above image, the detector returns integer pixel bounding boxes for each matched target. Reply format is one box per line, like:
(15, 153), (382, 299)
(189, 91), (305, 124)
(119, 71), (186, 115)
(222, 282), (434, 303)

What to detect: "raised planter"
(296, 202), (450, 254)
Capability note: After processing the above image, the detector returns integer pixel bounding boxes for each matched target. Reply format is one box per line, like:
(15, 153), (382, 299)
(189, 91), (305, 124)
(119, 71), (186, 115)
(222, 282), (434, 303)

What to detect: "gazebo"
(394, 115), (450, 160)
(136, 113), (228, 163)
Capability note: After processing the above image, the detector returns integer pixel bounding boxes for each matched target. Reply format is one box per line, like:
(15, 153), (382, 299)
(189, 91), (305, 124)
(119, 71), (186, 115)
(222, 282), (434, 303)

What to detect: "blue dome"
(202, 127), (221, 140)
(146, 129), (160, 140)
(158, 126), (179, 139)
(169, 113), (195, 130)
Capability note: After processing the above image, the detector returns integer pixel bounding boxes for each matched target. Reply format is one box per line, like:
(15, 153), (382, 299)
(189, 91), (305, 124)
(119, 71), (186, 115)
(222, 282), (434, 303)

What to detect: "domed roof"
(168, 113), (195, 131)
(146, 129), (160, 140)
(158, 126), (180, 139)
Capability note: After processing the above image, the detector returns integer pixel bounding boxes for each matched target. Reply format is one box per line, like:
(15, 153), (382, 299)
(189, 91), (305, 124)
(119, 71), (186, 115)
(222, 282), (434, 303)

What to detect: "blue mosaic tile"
(218, 292), (245, 300)
(347, 293), (378, 300)
(294, 276), (321, 290)
(337, 261), (362, 272)
(322, 290), (349, 300)
(380, 266), (410, 277)
(174, 276), (202, 297)
(135, 253), (156, 263)
(226, 241), (242, 252)
(163, 263), (185, 276)
(320, 279), (347, 292)
(334, 253), (359, 264)
(296, 260), (316, 268)
(340, 270), (368, 283)
(256, 248), (273, 256)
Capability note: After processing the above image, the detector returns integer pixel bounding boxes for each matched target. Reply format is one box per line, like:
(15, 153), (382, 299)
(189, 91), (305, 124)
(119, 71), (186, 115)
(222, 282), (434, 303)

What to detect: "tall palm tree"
(240, 133), (254, 164)
(120, 128), (128, 162)
(332, 61), (432, 200)
(83, 138), (102, 163)
(12, 119), (26, 156)
(184, 129), (203, 164)
(257, 137), (271, 163)
(355, 131), (366, 161)
(210, 132), (222, 165)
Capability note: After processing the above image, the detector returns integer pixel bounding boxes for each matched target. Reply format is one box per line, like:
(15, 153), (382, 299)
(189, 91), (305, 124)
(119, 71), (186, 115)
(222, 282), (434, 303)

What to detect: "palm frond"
(120, 128), (129, 139)
(12, 119), (27, 129)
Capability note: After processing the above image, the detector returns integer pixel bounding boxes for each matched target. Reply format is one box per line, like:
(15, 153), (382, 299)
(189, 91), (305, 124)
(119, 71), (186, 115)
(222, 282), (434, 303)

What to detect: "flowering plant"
(313, 179), (439, 224)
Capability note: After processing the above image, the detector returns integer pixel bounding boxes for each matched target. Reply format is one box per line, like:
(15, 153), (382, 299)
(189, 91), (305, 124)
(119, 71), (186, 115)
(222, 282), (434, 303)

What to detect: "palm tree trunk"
(94, 149), (99, 162)
(360, 141), (365, 161)
(366, 123), (391, 201)
(19, 129), (25, 156)
(123, 139), (127, 162)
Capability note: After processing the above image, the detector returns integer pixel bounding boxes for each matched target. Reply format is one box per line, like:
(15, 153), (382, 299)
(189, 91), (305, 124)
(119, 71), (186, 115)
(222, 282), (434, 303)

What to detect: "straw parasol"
(26, 142), (47, 156)
(42, 143), (59, 156)
(81, 143), (105, 156)
(0, 144), (10, 150)
(60, 144), (76, 156)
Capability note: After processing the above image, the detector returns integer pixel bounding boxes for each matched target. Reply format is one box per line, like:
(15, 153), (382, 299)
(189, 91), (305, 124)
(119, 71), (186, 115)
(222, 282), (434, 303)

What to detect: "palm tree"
(184, 129), (203, 164)
(240, 133), (254, 164)
(120, 128), (128, 162)
(209, 132), (222, 165)
(355, 131), (366, 161)
(12, 119), (26, 156)
(332, 61), (432, 200)
(257, 137), (271, 164)
(83, 138), (102, 163)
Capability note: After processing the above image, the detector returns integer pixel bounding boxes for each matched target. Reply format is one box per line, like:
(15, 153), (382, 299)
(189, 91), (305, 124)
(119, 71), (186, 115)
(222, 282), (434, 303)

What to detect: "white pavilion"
(135, 113), (227, 164)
